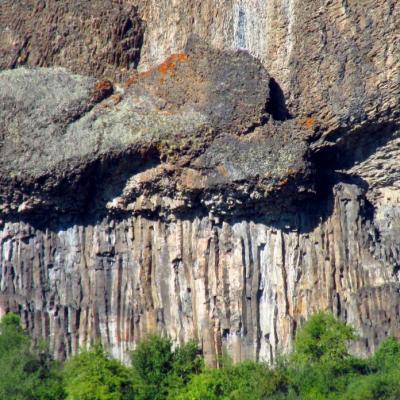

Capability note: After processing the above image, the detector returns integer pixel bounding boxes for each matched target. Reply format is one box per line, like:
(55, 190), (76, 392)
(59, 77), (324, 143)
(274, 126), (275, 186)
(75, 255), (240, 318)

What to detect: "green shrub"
(0, 313), (65, 400)
(373, 336), (400, 371)
(63, 345), (133, 400)
(2, 312), (400, 400)
(174, 361), (286, 400)
(293, 312), (356, 365)
(131, 335), (203, 400)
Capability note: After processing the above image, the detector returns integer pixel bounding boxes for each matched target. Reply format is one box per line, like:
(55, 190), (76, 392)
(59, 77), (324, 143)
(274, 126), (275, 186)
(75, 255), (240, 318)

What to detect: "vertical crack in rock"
(234, 4), (247, 50)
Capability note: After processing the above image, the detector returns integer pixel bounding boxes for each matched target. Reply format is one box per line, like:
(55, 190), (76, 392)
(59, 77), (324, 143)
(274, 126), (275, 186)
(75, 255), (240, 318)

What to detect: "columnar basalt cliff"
(0, 0), (399, 366)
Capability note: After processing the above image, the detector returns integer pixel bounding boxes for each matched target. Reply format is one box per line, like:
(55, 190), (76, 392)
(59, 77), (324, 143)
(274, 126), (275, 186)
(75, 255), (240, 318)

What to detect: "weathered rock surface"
(0, 0), (399, 366)
(0, 0), (144, 80)
(0, 41), (314, 220)
(134, 0), (400, 131)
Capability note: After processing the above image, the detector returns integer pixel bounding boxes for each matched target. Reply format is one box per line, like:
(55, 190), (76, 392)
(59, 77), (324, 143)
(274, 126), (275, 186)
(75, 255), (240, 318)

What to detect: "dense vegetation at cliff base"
(1, 312), (400, 400)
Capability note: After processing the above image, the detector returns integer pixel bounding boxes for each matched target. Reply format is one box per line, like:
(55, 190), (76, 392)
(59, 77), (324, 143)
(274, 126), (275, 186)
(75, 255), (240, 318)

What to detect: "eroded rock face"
(0, 41), (314, 220)
(0, 0), (144, 80)
(1, 181), (399, 366)
(0, 1), (399, 366)
(134, 0), (400, 130)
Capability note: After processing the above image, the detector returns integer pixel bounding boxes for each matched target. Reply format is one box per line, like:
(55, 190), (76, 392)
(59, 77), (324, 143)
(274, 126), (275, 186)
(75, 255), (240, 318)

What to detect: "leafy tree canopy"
(293, 312), (356, 365)
(63, 344), (134, 400)
(1, 312), (400, 400)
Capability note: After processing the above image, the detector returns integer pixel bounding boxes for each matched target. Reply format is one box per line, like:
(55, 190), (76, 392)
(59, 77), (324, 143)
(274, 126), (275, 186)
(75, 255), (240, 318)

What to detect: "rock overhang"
(0, 40), (316, 220)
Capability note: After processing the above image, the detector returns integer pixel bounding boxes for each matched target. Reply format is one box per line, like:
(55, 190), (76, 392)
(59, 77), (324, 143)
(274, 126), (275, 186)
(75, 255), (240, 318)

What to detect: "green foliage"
(0, 313), (37, 400)
(0, 313), (65, 400)
(174, 361), (285, 400)
(167, 339), (204, 396)
(338, 370), (400, 400)
(284, 313), (363, 399)
(278, 314), (400, 400)
(63, 344), (134, 400)
(131, 335), (174, 400)
(3, 311), (400, 400)
(293, 312), (356, 365)
(0, 312), (30, 355)
(32, 355), (66, 400)
(131, 335), (203, 400)
(372, 336), (400, 371)
(336, 337), (400, 400)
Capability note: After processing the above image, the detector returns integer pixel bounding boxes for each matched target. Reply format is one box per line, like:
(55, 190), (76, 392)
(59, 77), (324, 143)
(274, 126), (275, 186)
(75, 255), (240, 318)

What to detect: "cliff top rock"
(0, 40), (313, 219)
(1, 0), (397, 222)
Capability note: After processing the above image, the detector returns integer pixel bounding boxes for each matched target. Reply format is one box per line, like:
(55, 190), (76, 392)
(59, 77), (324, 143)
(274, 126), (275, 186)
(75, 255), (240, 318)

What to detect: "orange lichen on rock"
(297, 116), (316, 129)
(125, 74), (138, 87)
(139, 70), (153, 79)
(124, 70), (152, 88)
(92, 79), (113, 102)
(157, 53), (188, 75)
(124, 53), (188, 88)
(278, 178), (289, 187)
(95, 79), (113, 92)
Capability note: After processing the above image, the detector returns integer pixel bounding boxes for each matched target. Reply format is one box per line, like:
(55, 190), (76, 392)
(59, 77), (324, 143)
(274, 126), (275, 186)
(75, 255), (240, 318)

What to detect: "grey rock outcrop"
(0, 41), (312, 220)
(0, 0), (399, 367)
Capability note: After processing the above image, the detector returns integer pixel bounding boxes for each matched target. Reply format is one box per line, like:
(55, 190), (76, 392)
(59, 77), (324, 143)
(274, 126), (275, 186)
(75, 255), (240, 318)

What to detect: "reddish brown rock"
(0, 0), (144, 80)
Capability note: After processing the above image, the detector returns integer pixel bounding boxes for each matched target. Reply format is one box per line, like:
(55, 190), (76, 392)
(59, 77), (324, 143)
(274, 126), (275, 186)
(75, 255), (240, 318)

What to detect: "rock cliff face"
(0, 0), (144, 80)
(0, 0), (399, 366)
